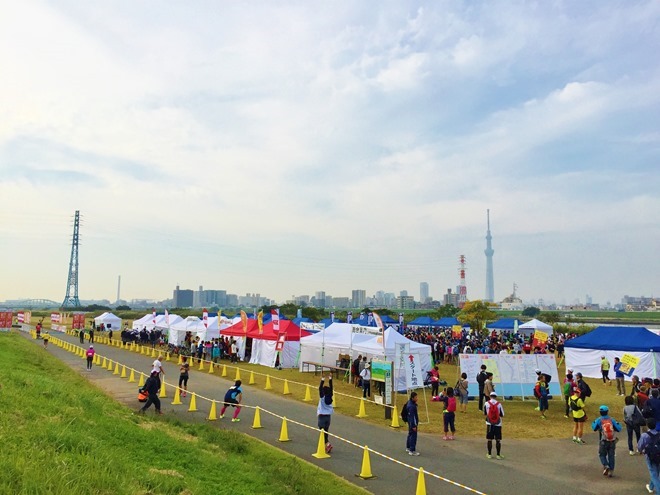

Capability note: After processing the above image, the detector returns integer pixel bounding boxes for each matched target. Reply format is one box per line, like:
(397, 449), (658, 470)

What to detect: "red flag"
(202, 308), (208, 329)
(272, 309), (280, 332)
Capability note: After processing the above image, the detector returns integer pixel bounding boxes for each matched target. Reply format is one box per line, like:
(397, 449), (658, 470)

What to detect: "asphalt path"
(28, 331), (651, 495)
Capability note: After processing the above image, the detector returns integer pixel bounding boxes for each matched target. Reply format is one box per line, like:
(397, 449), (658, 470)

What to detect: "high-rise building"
(443, 288), (460, 308)
(352, 289), (366, 308)
(420, 282), (429, 303)
(400, 290), (408, 297)
(397, 295), (415, 309)
(315, 291), (326, 308)
(484, 209), (495, 302)
(173, 285), (194, 307)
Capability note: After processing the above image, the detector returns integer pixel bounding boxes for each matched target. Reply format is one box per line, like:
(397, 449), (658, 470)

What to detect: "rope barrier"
(47, 333), (488, 495)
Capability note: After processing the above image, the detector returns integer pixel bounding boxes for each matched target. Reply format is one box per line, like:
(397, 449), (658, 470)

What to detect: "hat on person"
(567, 369), (573, 374)
(576, 372), (583, 378)
(535, 369), (541, 374)
(490, 391), (497, 397)
(365, 364), (370, 369)
(599, 405), (609, 413)
(89, 345), (93, 348)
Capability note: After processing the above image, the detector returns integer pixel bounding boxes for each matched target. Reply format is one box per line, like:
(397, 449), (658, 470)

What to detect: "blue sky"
(1, 1), (658, 305)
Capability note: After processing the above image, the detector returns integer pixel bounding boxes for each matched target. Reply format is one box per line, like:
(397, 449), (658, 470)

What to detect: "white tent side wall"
(250, 340), (300, 368)
(565, 348), (660, 381)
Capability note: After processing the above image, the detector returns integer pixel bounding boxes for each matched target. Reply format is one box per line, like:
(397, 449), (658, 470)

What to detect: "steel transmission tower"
(484, 209), (495, 302)
(61, 210), (82, 308)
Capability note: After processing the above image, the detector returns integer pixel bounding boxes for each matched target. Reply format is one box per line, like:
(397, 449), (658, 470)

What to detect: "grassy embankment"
(0, 332), (368, 495)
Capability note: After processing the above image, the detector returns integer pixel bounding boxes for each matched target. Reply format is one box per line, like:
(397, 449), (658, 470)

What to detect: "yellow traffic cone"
(356, 398), (368, 418)
(221, 365), (227, 377)
(138, 373), (145, 387)
(188, 393), (198, 412)
(94, 354), (100, 365)
(101, 357), (107, 369)
(251, 407), (263, 429)
(159, 381), (167, 398)
(303, 384), (312, 402)
(415, 468), (426, 495)
(151, 348), (156, 358)
(121, 365), (127, 379)
(81, 348), (86, 360)
(166, 352), (170, 362)
(113, 362), (120, 375)
(171, 386), (182, 404)
(235, 368), (241, 381)
(198, 359), (205, 372)
(177, 354), (183, 365)
(390, 405), (402, 428)
(208, 400), (218, 421)
(278, 417), (290, 442)
(128, 369), (136, 383)
(265, 375), (272, 390)
(333, 392), (338, 408)
(311, 429), (330, 459)
(249, 371), (255, 385)
(283, 379), (291, 395)
(208, 362), (215, 374)
(356, 446), (375, 479)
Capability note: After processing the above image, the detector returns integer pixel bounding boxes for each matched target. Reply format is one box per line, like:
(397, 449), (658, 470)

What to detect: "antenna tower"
(61, 210), (82, 308)
(457, 255), (467, 308)
(484, 209), (495, 302)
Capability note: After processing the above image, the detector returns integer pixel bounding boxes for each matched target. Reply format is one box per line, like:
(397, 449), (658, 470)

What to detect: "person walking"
(441, 387), (457, 440)
(85, 345), (95, 371)
(79, 328), (85, 344)
(624, 395), (643, 455)
(600, 356), (611, 385)
(405, 391), (420, 456)
(570, 388), (587, 444)
(614, 357), (626, 396)
(592, 404), (622, 477)
(88, 328), (94, 344)
(138, 371), (162, 415)
(476, 364), (488, 411)
(42, 331), (49, 348)
(220, 380), (242, 422)
(638, 418), (660, 494)
(316, 376), (334, 454)
(484, 391), (504, 459)
(178, 356), (190, 398)
(359, 363), (371, 398)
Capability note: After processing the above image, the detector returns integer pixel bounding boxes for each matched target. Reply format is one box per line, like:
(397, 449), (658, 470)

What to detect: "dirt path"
(29, 330), (651, 495)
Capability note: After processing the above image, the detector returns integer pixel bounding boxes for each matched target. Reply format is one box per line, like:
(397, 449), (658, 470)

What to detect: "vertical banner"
(452, 325), (462, 340)
(532, 330), (548, 350)
(240, 310), (248, 335)
(271, 308), (280, 332)
(372, 311), (385, 351)
(347, 311), (353, 324)
(152, 308), (156, 325)
(257, 310), (264, 335)
(330, 311), (335, 323)
(275, 331), (286, 352)
(367, 312), (374, 325)
(404, 353), (422, 389)
(398, 313), (404, 326)
(202, 308), (208, 329)
(395, 342), (410, 390)
(165, 309), (170, 326)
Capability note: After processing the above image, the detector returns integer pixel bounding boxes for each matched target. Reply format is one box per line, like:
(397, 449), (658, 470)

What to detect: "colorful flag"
(272, 308), (280, 332)
(165, 309), (170, 326)
(330, 311), (335, 322)
(373, 312), (385, 351)
(347, 311), (353, 324)
(240, 310), (248, 335)
(152, 308), (156, 325)
(257, 310), (264, 334)
(367, 312), (374, 325)
(202, 308), (208, 329)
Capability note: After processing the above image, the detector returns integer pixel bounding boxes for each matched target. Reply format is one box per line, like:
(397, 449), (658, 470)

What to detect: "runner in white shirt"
(151, 355), (164, 377)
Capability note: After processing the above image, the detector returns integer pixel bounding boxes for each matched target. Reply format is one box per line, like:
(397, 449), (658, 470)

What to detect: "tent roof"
(486, 318), (523, 330)
(435, 317), (460, 327)
(408, 316), (439, 326)
(300, 323), (374, 347)
(352, 328), (432, 355)
(519, 318), (553, 331)
(247, 320), (311, 341)
(564, 326), (660, 352)
(220, 319), (259, 337)
(95, 312), (121, 323)
(320, 317), (343, 326)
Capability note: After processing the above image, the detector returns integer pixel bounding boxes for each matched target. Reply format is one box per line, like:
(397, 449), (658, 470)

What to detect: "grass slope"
(0, 333), (369, 495)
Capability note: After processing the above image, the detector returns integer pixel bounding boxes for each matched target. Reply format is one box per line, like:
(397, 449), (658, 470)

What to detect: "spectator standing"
(220, 380), (243, 422)
(576, 373), (592, 402)
(85, 345), (95, 371)
(316, 376), (334, 454)
(483, 373), (495, 404)
(138, 371), (162, 415)
(79, 329), (85, 344)
(430, 366), (440, 398)
(359, 363), (371, 398)
(352, 355), (362, 387)
(535, 374), (549, 420)
(405, 391), (420, 456)
(592, 405), (622, 477)
(600, 356), (611, 385)
(623, 395), (643, 455)
(570, 388), (587, 444)
(563, 371), (577, 418)
(638, 418), (660, 494)
(178, 356), (190, 398)
(457, 372), (469, 414)
(476, 365), (488, 410)
(441, 388), (457, 440)
(484, 391), (504, 459)
(230, 340), (239, 363)
(613, 357), (626, 396)
(88, 329), (94, 344)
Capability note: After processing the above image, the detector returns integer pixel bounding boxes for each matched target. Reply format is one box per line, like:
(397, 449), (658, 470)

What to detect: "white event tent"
(298, 323), (375, 369)
(132, 313), (152, 330)
(168, 316), (220, 346)
(518, 319), (554, 336)
(94, 312), (121, 330)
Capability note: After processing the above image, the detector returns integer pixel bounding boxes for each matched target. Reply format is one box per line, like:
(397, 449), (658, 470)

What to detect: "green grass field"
(0, 333), (369, 495)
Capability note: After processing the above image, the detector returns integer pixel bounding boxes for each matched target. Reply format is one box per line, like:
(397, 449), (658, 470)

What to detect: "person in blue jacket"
(406, 392), (420, 456)
(592, 404), (623, 477)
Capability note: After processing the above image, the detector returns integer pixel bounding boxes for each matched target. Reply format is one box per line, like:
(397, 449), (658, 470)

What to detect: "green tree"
(542, 311), (561, 325)
(435, 304), (460, 318)
(521, 306), (540, 317)
(457, 300), (497, 333)
(115, 305), (131, 311)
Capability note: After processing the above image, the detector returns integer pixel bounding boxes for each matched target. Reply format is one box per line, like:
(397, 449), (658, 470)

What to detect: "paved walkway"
(30, 331), (651, 495)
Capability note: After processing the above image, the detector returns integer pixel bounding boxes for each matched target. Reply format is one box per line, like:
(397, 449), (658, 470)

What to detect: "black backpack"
(646, 433), (660, 464)
(401, 402), (409, 423)
(569, 398), (581, 412)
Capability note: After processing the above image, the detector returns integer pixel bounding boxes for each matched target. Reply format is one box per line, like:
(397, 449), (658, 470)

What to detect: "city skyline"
(1, 2), (658, 306)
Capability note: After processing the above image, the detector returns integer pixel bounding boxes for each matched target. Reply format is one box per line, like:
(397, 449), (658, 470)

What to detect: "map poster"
(619, 353), (640, 377)
(482, 357), (501, 383)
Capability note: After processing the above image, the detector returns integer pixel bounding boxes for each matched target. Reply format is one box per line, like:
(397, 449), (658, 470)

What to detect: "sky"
(1, 0), (658, 307)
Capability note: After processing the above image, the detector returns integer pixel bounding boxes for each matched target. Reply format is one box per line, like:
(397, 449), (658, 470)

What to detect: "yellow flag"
(240, 310), (248, 335)
(257, 310), (264, 334)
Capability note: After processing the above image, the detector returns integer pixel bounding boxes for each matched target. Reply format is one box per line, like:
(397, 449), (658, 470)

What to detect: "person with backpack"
(404, 391), (420, 456)
(441, 387), (457, 440)
(624, 395), (644, 456)
(138, 370), (162, 415)
(484, 391), (504, 459)
(220, 380), (242, 422)
(570, 388), (587, 444)
(563, 371), (577, 418)
(476, 365), (488, 411)
(576, 373), (592, 402)
(638, 418), (660, 494)
(592, 404), (622, 477)
(535, 374), (549, 420)
(317, 376), (334, 454)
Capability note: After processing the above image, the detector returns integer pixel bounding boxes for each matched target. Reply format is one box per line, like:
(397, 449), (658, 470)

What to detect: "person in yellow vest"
(570, 388), (587, 444)
(42, 331), (50, 348)
(601, 356), (611, 385)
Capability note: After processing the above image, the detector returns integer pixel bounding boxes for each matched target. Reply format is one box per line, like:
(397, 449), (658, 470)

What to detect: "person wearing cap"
(484, 391), (504, 459)
(601, 355), (611, 385)
(592, 404), (622, 477)
(359, 362), (371, 398)
(569, 388), (587, 444)
(85, 345), (95, 371)
(637, 418), (660, 494)
(563, 370), (577, 418)
(576, 372), (592, 402)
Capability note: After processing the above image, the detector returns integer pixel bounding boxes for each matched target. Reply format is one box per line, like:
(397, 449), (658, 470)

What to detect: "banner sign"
(72, 313), (85, 330)
(351, 324), (381, 336)
(50, 312), (61, 323)
(300, 322), (324, 332)
(0, 311), (13, 329)
(452, 325), (462, 340)
(272, 309), (280, 332)
(619, 353), (641, 377)
(240, 310), (248, 335)
(532, 330), (549, 351)
(257, 310), (264, 335)
(275, 331), (286, 352)
(404, 353), (423, 389)
(202, 308), (208, 329)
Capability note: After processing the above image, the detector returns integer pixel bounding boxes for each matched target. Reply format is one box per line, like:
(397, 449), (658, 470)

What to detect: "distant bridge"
(1, 299), (62, 309)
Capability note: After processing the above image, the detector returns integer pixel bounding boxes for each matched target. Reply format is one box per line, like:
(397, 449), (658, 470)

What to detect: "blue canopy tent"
(565, 326), (660, 381)
(320, 317), (343, 327)
(292, 317), (312, 326)
(486, 318), (523, 331)
(435, 317), (460, 327)
(408, 316), (440, 327)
